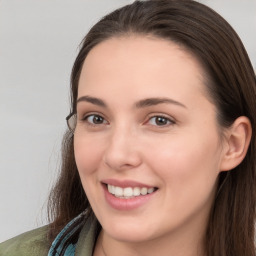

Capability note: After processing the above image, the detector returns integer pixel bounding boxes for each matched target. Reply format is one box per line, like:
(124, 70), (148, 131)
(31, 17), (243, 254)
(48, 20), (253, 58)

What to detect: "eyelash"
(146, 115), (175, 127)
(82, 113), (108, 127)
(81, 113), (175, 128)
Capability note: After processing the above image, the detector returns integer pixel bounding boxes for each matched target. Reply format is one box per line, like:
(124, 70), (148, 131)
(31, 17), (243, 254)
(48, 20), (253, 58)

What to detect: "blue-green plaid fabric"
(48, 212), (85, 256)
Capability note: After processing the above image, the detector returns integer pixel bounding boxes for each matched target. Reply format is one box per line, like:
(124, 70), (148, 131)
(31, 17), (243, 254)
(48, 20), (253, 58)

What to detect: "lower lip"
(102, 184), (156, 211)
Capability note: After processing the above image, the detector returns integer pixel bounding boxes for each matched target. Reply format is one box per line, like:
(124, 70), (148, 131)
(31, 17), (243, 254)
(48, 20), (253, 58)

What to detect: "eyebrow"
(135, 97), (187, 109)
(76, 95), (186, 109)
(77, 95), (106, 107)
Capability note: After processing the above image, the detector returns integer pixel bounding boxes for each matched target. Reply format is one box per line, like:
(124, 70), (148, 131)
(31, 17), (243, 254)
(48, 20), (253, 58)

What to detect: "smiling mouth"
(104, 184), (158, 199)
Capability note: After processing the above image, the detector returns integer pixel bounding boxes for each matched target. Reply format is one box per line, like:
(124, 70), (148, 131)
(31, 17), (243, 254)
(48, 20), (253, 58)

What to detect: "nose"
(103, 126), (142, 171)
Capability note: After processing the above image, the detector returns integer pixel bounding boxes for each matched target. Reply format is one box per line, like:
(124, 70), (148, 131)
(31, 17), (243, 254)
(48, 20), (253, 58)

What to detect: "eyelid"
(77, 111), (176, 128)
(79, 112), (109, 126)
(145, 113), (176, 127)
(86, 114), (107, 122)
(78, 111), (106, 120)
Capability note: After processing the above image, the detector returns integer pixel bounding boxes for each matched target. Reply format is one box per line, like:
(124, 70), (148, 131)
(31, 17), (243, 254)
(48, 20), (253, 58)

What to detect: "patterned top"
(48, 212), (99, 256)
(0, 212), (99, 256)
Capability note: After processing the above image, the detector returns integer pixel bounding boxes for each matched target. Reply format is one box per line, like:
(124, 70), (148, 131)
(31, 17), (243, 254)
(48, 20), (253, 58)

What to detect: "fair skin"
(74, 36), (251, 256)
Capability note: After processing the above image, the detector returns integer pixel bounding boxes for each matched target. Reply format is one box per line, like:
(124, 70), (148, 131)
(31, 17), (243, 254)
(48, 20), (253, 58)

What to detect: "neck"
(93, 225), (205, 256)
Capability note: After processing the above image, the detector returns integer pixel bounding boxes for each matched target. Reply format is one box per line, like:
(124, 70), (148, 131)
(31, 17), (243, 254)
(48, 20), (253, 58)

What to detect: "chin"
(101, 218), (157, 243)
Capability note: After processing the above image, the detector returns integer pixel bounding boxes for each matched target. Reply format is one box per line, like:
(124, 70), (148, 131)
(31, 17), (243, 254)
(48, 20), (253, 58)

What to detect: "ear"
(220, 116), (252, 172)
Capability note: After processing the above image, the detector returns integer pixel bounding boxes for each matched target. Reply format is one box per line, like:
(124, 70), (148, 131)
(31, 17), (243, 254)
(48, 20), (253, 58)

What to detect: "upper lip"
(101, 179), (156, 188)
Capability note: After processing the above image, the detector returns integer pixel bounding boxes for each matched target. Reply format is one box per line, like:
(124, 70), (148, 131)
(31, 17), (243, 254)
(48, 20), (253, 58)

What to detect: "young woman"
(1, 0), (255, 255)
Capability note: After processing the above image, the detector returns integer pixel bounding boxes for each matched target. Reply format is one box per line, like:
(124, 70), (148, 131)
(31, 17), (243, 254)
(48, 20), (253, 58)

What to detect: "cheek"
(145, 132), (221, 192)
(74, 136), (104, 176)
(74, 136), (106, 207)
(149, 136), (221, 223)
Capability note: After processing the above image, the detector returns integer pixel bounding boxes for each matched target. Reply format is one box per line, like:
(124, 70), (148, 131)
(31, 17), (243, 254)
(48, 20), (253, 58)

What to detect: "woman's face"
(74, 36), (226, 244)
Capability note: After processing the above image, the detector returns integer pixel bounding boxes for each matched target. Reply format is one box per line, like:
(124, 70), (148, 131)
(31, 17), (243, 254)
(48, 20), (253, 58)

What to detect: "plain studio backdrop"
(0, 0), (255, 243)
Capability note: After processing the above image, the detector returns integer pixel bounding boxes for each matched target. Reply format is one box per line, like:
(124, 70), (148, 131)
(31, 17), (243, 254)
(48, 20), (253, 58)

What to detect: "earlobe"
(220, 116), (252, 172)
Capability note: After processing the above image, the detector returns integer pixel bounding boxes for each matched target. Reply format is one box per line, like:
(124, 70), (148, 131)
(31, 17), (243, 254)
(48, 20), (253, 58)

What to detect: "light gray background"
(0, 0), (255, 242)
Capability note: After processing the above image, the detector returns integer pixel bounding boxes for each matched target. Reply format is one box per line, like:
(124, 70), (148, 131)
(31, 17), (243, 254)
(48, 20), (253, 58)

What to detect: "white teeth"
(108, 185), (115, 194)
(133, 187), (140, 196)
(147, 187), (154, 194)
(115, 186), (123, 197)
(141, 187), (147, 195)
(123, 187), (133, 197)
(107, 184), (155, 198)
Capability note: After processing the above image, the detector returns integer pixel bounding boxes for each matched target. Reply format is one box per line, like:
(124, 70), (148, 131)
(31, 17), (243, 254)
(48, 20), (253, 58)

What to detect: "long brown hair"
(48, 1), (256, 255)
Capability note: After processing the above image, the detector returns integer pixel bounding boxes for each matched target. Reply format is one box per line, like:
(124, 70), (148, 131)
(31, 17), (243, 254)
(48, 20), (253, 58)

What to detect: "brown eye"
(148, 116), (174, 126)
(86, 114), (107, 125)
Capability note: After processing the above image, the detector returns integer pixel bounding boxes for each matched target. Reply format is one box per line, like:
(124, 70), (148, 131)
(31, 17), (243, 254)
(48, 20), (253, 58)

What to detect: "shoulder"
(0, 225), (50, 256)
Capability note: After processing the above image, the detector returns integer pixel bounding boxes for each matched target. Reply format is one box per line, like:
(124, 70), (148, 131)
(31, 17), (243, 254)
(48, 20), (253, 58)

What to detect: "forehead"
(78, 36), (208, 102)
